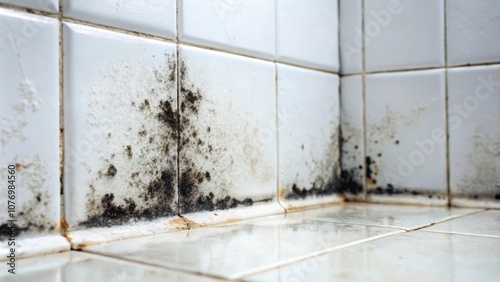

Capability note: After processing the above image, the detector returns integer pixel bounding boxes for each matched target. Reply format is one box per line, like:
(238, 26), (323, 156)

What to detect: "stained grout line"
(231, 230), (405, 280)
(0, 2), (58, 17)
(444, 0), (451, 208)
(419, 230), (500, 239)
(295, 217), (407, 231)
(407, 209), (487, 232)
(360, 0), (368, 201)
(58, 0), (65, 229)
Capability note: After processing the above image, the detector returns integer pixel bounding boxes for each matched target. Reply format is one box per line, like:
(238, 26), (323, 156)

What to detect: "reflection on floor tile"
(424, 210), (500, 237)
(286, 203), (481, 230)
(245, 231), (500, 282)
(83, 215), (399, 279)
(0, 251), (222, 282)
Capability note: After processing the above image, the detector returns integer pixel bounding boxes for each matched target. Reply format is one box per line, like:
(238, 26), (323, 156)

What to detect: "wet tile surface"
(245, 231), (500, 282)
(83, 214), (400, 279)
(286, 203), (481, 230)
(424, 210), (500, 237)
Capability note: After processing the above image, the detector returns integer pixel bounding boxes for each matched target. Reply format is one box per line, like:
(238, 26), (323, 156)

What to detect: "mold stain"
(0, 156), (56, 240)
(340, 117), (364, 196)
(81, 55), (178, 227)
(178, 59), (273, 214)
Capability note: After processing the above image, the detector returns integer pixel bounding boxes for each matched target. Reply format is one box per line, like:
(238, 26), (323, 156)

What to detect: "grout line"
(0, 2), (58, 17)
(58, 0), (65, 232)
(231, 230), (404, 280)
(419, 229), (500, 239)
(443, 0), (451, 208)
(275, 64), (286, 213)
(296, 217), (407, 231)
(360, 0), (367, 201)
(407, 209), (487, 232)
(175, 0), (181, 216)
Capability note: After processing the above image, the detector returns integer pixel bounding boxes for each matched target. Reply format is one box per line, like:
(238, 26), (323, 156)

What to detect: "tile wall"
(0, 0), (341, 256)
(339, 0), (500, 207)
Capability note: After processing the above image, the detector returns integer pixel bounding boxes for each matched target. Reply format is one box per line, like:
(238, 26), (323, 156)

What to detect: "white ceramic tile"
(339, 0), (363, 74)
(448, 65), (500, 208)
(364, 0), (445, 72)
(340, 75), (364, 199)
(63, 23), (179, 244)
(245, 231), (500, 282)
(0, 8), (68, 258)
(277, 64), (341, 209)
(276, 0), (339, 71)
(365, 70), (447, 204)
(447, 0), (500, 66)
(179, 0), (275, 59)
(84, 215), (400, 279)
(63, 0), (176, 39)
(0, 0), (58, 13)
(177, 45), (282, 221)
(424, 210), (500, 237)
(287, 203), (480, 230)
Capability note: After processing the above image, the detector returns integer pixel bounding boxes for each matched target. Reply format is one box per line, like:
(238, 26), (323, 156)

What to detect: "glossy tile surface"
(339, 0), (362, 74)
(365, 70), (447, 204)
(447, 0), (500, 66)
(0, 0), (58, 13)
(177, 45), (279, 218)
(425, 210), (500, 237)
(286, 203), (480, 230)
(84, 215), (400, 279)
(0, 251), (222, 282)
(63, 0), (176, 38)
(340, 75), (365, 199)
(245, 231), (500, 282)
(63, 23), (178, 230)
(277, 64), (341, 209)
(276, 0), (339, 71)
(364, 0), (445, 72)
(447, 65), (500, 208)
(179, 0), (275, 59)
(0, 8), (66, 253)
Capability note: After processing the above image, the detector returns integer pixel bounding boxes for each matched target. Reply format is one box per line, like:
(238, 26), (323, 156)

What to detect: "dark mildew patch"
(81, 55), (178, 228)
(340, 118), (364, 196)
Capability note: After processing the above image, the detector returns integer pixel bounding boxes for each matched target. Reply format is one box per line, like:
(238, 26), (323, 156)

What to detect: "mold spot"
(340, 169), (363, 195)
(106, 164), (117, 177)
(125, 145), (132, 158)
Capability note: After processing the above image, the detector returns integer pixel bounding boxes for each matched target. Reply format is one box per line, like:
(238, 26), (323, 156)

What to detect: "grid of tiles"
(339, 0), (500, 208)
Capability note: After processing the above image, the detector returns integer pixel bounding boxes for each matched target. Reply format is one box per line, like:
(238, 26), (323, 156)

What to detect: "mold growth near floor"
(455, 124), (500, 202)
(339, 120), (364, 197)
(178, 58), (274, 214)
(0, 156), (57, 240)
(79, 54), (178, 228)
(283, 126), (342, 201)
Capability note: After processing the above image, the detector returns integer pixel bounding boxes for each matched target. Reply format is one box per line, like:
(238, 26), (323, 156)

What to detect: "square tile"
(63, 23), (178, 242)
(179, 0), (275, 59)
(339, 0), (363, 74)
(276, 0), (339, 71)
(424, 210), (500, 237)
(277, 64), (341, 209)
(447, 0), (500, 66)
(286, 203), (480, 230)
(0, 8), (68, 257)
(365, 70), (447, 204)
(84, 215), (400, 279)
(245, 231), (500, 282)
(0, 0), (58, 13)
(177, 45), (282, 221)
(63, 0), (176, 39)
(340, 75), (365, 199)
(448, 65), (500, 208)
(364, 0), (445, 72)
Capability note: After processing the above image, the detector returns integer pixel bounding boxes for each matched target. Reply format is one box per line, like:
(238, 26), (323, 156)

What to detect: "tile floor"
(5, 203), (499, 281)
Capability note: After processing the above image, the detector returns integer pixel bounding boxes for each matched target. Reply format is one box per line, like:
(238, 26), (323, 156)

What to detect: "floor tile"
(365, 70), (447, 204)
(63, 23), (178, 238)
(83, 215), (399, 279)
(177, 45), (281, 220)
(63, 0), (176, 39)
(339, 0), (362, 74)
(447, 0), (500, 66)
(245, 231), (500, 282)
(0, 251), (223, 281)
(0, 0), (58, 13)
(424, 210), (500, 237)
(447, 65), (500, 208)
(364, 0), (445, 72)
(286, 203), (481, 230)
(277, 64), (341, 210)
(0, 8), (68, 257)
(276, 0), (339, 71)
(179, 0), (275, 59)
(340, 75), (365, 199)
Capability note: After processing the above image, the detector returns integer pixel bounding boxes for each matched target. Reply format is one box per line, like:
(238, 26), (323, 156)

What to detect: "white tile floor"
(5, 203), (499, 281)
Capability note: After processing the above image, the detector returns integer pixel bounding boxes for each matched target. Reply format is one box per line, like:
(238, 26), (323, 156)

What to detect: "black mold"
(106, 164), (117, 177)
(285, 176), (341, 200)
(368, 184), (438, 198)
(340, 169), (363, 195)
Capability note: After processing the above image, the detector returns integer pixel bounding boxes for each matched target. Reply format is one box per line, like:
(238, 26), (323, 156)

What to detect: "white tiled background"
(0, 0), (498, 264)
